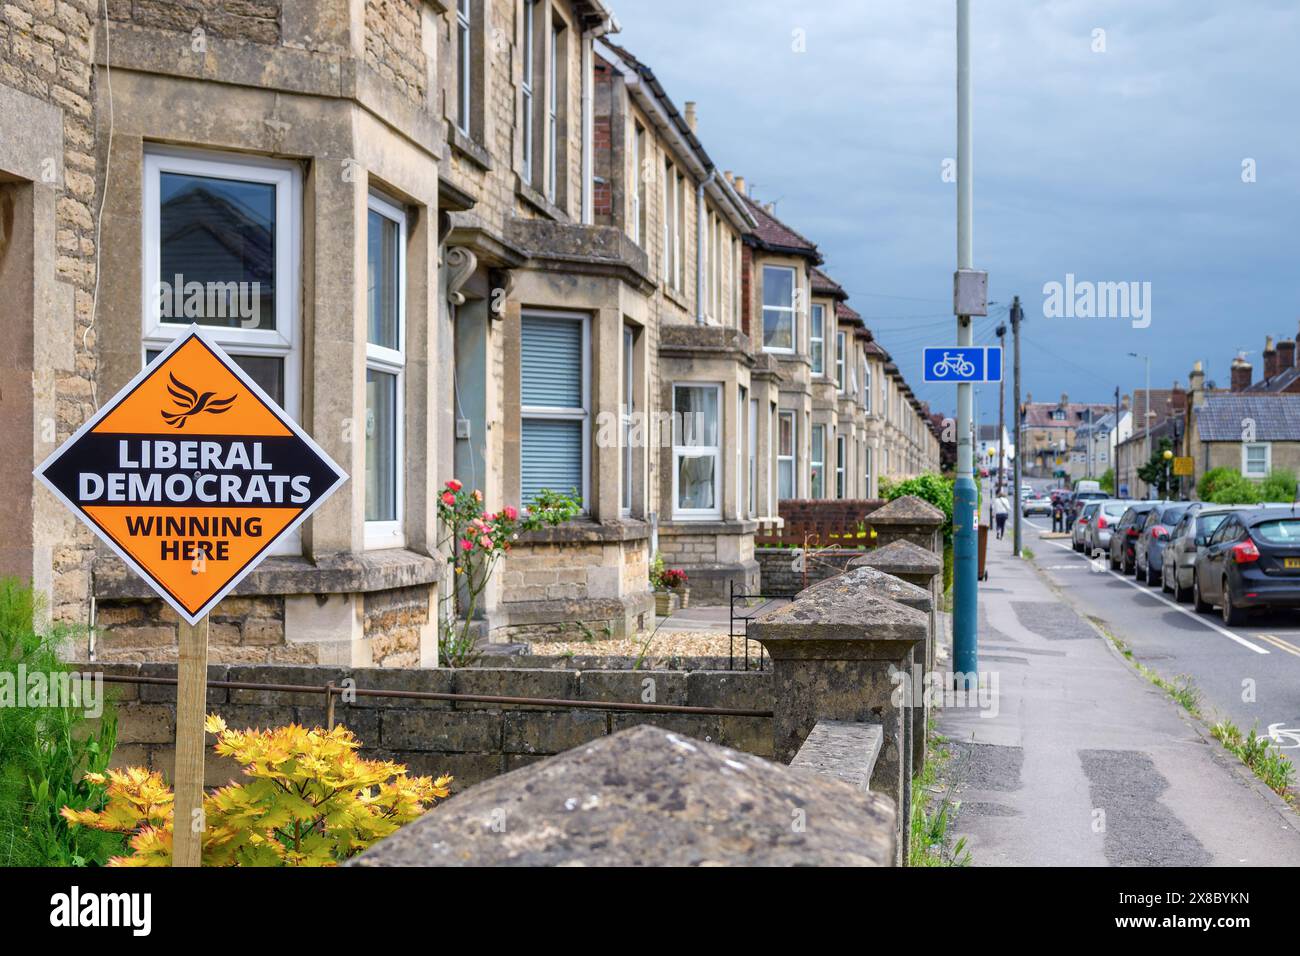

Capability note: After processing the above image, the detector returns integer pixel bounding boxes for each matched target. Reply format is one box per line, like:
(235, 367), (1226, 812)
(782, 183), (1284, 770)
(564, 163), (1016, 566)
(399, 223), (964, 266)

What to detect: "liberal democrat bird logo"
(162, 372), (236, 428)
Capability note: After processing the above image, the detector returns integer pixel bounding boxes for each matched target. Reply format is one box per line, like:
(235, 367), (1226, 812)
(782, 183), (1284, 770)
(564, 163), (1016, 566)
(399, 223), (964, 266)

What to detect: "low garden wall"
(755, 498), (885, 547)
(755, 547), (867, 597)
(89, 662), (772, 796)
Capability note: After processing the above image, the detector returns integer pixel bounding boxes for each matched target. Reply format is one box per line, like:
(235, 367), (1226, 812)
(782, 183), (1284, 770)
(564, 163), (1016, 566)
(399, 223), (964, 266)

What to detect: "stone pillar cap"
(750, 590), (927, 659)
(351, 725), (896, 867)
(866, 495), (945, 527)
(848, 539), (943, 576)
(797, 565), (933, 613)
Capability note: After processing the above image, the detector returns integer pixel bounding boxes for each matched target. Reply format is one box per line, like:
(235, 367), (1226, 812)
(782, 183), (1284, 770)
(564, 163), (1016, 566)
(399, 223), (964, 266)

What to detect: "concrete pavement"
(938, 523), (1300, 866)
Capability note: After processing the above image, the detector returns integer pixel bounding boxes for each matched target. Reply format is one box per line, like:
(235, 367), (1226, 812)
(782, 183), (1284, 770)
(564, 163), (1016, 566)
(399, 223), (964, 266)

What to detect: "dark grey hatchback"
(1192, 507), (1300, 625)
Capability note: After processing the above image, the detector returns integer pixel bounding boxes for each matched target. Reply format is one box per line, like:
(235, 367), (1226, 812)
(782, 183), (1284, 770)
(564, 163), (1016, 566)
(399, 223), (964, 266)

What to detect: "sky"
(609, 0), (1300, 424)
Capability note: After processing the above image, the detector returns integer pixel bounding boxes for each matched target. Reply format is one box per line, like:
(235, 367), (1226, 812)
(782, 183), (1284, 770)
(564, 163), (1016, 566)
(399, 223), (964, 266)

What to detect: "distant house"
(1020, 393), (1113, 477)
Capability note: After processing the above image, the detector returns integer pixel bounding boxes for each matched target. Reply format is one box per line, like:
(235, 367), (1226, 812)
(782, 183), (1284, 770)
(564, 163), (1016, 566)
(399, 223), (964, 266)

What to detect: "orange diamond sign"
(36, 327), (347, 624)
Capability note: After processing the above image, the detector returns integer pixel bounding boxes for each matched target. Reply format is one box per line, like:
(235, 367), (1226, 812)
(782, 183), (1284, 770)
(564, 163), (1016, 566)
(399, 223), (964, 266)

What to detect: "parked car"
(1108, 502), (1162, 574)
(1161, 504), (1248, 602)
(1192, 507), (1300, 625)
(1086, 499), (1133, 557)
(1134, 502), (1192, 586)
(1022, 494), (1052, 517)
(1073, 502), (1100, 552)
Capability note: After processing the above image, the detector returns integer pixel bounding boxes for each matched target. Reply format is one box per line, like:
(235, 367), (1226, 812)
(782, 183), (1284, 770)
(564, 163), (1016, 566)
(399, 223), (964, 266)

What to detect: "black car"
(1108, 502), (1161, 574)
(1192, 508), (1300, 625)
(1134, 503), (1191, 586)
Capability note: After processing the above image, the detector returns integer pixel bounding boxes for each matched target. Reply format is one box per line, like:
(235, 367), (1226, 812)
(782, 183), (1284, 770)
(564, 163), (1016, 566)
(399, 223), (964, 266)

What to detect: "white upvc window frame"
(861, 357), (870, 409)
(761, 265), (797, 355)
(546, 19), (560, 202)
(1242, 442), (1271, 479)
(737, 385), (746, 518)
(865, 445), (873, 497)
(810, 423), (825, 498)
(748, 397), (758, 517)
(810, 303), (825, 376)
(631, 122), (645, 246)
(732, 238), (742, 327)
(836, 434), (847, 499)
(621, 324), (635, 516)
(777, 409), (796, 500)
(456, 0), (472, 136)
(520, 309), (591, 510)
(142, 146), (303, 555)
(521, 0), (535, 184)
(364, 191), (407, 550)
(672, 382), (723, 520)
(835, 330), (846, 391)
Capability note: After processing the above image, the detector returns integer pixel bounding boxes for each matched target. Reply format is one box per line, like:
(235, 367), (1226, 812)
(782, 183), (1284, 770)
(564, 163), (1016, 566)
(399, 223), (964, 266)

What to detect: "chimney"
(684, 101), (698, 133)
(1121, 393), (1130, 411)
(1280, 338), (1296, 371)
(723, 170), (734, 185)
(1264, 335), (1278, 379)
(1170, 380), (1186, 412)
(1025, 392), (1032, 405)
(1189, 360), (1206, 407)
(1059, 392), (1069, 408)
(734, 175), (746, 195)
(1231, 353), (1252, 392)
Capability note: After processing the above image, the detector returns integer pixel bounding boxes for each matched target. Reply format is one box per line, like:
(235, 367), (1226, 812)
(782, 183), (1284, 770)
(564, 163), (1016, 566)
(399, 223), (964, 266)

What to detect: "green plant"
(1211, 720), (1296, 799)
(63, 716), (451, 866)
(882, 473), (955, 541)
(437, 481), (581, 666)
(908, 734), (971, 867)
(1260, 468), (1298, 503)
(1098, 467), (1115, 494)
(1197, 466), (1238, 502)
(0, 578), (122, 866)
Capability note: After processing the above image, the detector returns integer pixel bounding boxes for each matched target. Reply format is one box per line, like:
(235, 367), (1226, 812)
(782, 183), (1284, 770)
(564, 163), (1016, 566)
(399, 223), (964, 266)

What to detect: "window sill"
(449, 126), (493, 172)
(516, 175), (564, 220)
(516, 518), (652, 545)
(662, 282), (689, 311)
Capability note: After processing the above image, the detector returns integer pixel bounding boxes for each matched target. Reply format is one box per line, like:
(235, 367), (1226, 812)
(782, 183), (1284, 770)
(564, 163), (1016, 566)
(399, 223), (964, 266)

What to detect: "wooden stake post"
(172, 616), (209, 867)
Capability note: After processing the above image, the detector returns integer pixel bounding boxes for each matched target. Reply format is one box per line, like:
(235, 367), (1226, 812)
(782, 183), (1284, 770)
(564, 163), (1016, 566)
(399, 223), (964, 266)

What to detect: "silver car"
(1085, 499), (1135, 556)
(1072, 501), (1100, 552)
(1161, 504), (1253, 602)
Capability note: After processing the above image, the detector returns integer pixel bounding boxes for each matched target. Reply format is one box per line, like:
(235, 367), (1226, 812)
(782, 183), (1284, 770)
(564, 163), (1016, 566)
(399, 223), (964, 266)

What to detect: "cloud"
(611, 0), (1300, 417)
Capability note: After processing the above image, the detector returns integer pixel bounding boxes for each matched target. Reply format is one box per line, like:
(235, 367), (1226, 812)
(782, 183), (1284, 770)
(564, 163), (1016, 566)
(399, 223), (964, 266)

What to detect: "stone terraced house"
(1, 0), (941, 665)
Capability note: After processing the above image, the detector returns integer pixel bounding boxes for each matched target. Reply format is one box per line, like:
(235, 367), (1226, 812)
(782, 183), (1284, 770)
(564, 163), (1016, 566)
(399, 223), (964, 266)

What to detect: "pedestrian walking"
(1051, 496), (1065, 533)
(993, 492), (1010, 539)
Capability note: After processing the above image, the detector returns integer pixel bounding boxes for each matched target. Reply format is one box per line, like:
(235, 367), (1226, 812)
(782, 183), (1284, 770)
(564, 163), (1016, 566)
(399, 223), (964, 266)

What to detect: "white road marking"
(1033, 533), (1271, 655)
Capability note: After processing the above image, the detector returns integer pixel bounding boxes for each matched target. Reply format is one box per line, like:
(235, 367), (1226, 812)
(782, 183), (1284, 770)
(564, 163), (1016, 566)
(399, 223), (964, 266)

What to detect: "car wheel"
(1109, 550), (1119, 571)
(1147, 562), (1159, 587)
(1192, 575), (1211, 613)
(1160, 566), (1172, 593)
(1222, 581), (1246, 627)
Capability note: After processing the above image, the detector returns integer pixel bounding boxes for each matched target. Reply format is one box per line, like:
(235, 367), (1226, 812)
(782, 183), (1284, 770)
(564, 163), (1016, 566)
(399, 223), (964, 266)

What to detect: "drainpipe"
(581, 16), (619, 225)
(695, 170), (715, 325)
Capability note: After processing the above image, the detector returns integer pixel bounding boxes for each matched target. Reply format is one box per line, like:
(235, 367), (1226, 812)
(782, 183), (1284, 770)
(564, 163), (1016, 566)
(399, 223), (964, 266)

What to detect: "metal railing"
(728, 580), (787, 671)
(98, 673), (773, 730)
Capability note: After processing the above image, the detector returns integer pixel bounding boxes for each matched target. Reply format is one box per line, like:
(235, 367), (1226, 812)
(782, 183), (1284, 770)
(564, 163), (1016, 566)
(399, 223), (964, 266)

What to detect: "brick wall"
(756, 547), (864, 597)
(95, 662), (773, 794)
(755, 498), (885, 547)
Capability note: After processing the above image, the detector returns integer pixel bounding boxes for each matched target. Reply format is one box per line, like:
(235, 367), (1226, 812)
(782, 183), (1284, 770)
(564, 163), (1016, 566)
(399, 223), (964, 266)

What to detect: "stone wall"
(96, 662), (772, 794)
(107, 0), (283, 45)
(755, 547), (867, 597)
(364, 0), (425, 104)
(755, 497), (884, 547)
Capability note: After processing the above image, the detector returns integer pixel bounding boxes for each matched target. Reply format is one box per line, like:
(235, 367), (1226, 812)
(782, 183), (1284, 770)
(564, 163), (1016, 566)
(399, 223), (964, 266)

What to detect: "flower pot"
(674, 586), (691, 609)
(654, 590), (680, 617)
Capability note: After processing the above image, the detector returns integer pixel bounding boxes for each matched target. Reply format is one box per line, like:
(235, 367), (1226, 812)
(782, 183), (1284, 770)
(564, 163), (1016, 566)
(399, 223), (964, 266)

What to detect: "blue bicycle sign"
(922, 346), (1001, 383)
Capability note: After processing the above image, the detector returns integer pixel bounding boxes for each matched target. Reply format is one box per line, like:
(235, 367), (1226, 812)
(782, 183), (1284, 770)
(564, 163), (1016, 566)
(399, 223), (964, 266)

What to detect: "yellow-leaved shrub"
(62, 716), (451, 866)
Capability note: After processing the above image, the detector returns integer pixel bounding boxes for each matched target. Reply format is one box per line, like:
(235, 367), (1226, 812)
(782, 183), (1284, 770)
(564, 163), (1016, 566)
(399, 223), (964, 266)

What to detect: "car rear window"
(1196, 513), (1229, 536)
(1160, 507), (1189, 523)
(1252, 519), (1300, 544)
(1103, 504), (1127, 516)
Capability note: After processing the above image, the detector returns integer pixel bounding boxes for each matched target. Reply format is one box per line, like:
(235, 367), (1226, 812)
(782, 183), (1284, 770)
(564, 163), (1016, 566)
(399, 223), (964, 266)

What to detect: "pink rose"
(446, 479), (463, 492)
(460, 539), (472, 551)
(478, 535), (492, 549)
(441, 491), (456, 506)
(503, 505), (518, 520)
(473, 490), (483, 502)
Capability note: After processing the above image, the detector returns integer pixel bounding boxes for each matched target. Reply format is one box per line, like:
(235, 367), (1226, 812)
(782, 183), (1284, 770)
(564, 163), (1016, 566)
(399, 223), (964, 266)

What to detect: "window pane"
(763, 309), (793, 350)
(779, 413), (793, 455)
(677, 454), (716, 510)
(674, 385), (719, 447)
(146, 349), (283, 407)
(365, 369), (398, 522)
(367, 209), (401, 350)
(158, 171), (276, 330)
(778, 459), (794, 499)
(762, 267), (793, 309)
(521, 315), (583, 407)
(522, 418), (583, 504)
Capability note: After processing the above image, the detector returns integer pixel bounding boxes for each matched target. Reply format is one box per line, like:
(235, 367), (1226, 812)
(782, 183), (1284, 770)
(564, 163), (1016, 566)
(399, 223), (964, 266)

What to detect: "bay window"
(762, 266), (796, 353)
(456, 0), (472, 135)
(521, 311), (589, 507)
(673, 384), (721, 518)
(835, 330), (846, 391)
(521, 0), (535, 183)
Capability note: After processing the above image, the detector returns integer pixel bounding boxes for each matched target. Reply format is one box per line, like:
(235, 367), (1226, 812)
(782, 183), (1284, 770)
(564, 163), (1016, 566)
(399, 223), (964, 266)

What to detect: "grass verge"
(1095, 618), (1296, 804)
(908, 727), (972, 867)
